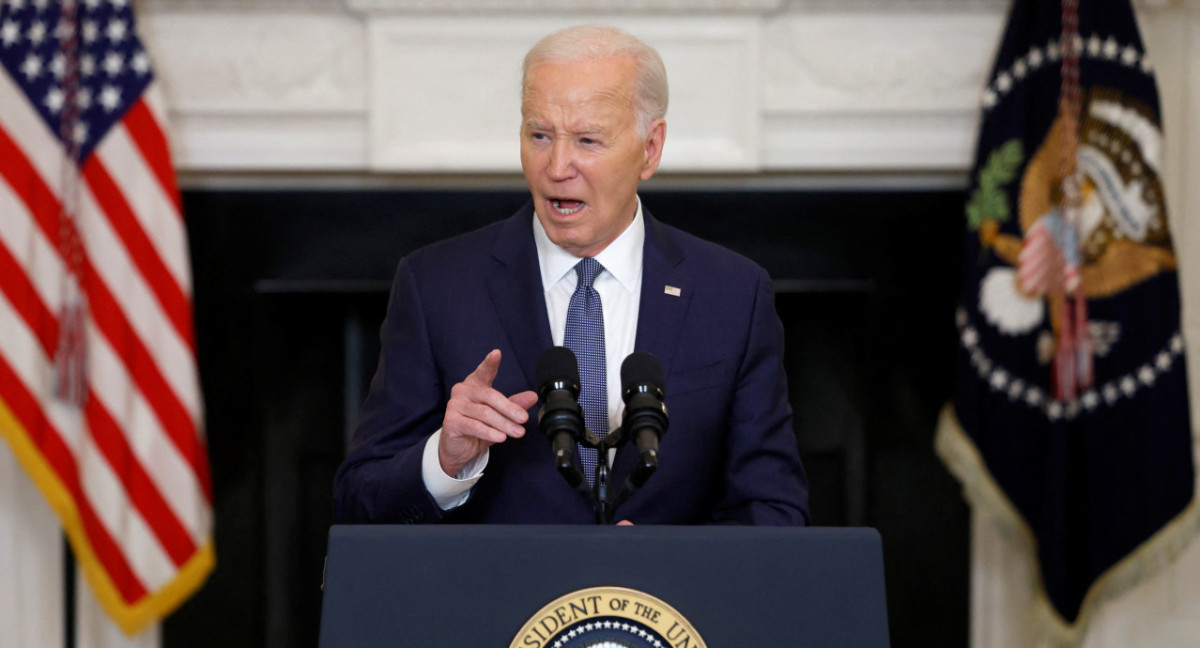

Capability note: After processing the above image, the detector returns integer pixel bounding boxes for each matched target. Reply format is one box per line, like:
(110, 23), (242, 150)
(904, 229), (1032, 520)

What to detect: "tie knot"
(574, 257), (603, 289)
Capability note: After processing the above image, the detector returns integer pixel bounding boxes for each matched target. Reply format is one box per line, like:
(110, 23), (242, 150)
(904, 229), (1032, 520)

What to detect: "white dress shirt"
(421, 200), (646, 510)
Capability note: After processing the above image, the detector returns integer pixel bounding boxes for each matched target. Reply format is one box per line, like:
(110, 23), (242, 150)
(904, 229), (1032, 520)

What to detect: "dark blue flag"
(939, 0), (1195, 632)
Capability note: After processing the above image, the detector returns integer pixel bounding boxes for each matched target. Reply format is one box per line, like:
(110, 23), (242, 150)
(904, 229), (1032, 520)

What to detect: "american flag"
(1016, 218), (1065, 297)
(0, 0), (212, 635)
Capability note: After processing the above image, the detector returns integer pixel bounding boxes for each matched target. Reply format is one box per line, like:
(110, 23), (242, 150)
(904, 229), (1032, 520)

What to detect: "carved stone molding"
(137, 10), (368, 170)
(135, 0), (1196, 173)
(762, 111), (979, 170)
(140, 13), (366, 114)
(140, 0), (352, 11)
(343, 0), (784, 14)
(763, 12), (1001, 113)
(138, 0), (1177, 13)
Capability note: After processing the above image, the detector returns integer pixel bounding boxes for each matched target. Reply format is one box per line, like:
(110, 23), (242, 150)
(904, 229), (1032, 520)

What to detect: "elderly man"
(333, 25), (809, 525)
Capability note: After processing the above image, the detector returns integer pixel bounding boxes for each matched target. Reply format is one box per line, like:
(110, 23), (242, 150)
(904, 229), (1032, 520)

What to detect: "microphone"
(620, 352), (668, 471)
(536, 347), (587, 488)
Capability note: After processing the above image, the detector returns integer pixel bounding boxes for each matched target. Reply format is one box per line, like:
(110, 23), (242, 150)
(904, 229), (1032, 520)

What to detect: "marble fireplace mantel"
(135, 0), (1195, 182)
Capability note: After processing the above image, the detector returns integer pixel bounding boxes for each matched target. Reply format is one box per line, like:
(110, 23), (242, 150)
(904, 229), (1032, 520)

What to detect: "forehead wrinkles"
(522, 86), (634, 134)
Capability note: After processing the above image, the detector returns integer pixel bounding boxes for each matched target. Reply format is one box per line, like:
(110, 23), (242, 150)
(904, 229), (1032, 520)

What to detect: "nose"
(547, 139), (576, 181)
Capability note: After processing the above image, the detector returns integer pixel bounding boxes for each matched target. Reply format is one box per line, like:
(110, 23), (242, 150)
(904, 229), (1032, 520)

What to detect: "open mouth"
(550, 198), (586, 215)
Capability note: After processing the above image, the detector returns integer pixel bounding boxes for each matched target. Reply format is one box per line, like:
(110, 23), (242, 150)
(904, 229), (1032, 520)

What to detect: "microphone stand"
(543, 349), (667, 524)
(595, 448), (611, 526)
(561, 426), (657, 525)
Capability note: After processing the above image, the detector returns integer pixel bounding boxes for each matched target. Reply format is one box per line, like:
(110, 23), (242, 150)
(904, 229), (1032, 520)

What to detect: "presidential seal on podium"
(510, 586), (707, 648)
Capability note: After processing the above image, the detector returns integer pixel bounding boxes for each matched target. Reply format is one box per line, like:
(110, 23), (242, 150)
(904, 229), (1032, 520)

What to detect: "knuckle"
(466, 420), (492, 439)
(447, 408), (473, 429)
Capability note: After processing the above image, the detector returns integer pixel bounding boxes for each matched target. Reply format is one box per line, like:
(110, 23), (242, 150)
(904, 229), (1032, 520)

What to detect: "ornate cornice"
(137, 0), (1191, 173)
(343, 0), (784, 13)
(139, 0), (1174, 13)
(141, 0), (786, 13)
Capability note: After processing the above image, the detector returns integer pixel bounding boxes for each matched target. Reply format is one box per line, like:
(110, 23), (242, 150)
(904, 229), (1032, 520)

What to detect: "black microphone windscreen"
(537, 346), (580, 386)
(621, 351), (663, 389)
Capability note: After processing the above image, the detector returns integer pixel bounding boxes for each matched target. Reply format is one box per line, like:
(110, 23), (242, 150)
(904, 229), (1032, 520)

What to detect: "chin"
(548, 232), (593, 256)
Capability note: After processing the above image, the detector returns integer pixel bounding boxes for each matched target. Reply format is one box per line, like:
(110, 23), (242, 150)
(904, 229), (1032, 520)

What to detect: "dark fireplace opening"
(171, 187), (969, 648)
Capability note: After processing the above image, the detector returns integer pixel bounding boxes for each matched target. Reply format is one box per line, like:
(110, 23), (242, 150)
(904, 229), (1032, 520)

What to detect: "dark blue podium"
(319, 525), (889, 647)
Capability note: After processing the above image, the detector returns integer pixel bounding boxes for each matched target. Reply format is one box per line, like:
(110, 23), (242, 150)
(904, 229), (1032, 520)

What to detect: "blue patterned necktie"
(564, 257), (607, 484)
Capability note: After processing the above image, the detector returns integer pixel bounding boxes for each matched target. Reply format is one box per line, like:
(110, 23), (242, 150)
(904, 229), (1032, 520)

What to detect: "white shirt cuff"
(421, 429), (488, 510)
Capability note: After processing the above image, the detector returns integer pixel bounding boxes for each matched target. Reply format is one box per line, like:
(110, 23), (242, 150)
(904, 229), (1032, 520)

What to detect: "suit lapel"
(613, 210), (693, 485)
(633, 211), (692, 380)
(488, 206), (693, 501)
(486, 204), (553, 389)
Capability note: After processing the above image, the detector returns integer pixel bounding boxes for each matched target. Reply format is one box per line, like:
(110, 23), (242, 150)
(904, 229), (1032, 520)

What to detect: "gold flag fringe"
(935, 403), (1200, 647)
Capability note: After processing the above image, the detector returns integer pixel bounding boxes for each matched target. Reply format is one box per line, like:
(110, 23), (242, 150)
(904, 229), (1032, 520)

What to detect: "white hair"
(521, 24), (669, 138)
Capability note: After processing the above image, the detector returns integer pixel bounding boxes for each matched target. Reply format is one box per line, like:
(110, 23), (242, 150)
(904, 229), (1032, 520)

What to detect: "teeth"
(551, 199), (584, 215)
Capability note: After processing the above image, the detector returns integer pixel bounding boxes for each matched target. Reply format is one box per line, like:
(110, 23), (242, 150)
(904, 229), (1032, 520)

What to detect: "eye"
(580, 137), (598, 145)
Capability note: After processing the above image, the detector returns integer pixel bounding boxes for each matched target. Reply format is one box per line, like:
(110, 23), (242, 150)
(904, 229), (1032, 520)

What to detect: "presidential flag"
(938, 0), (1195, 636)
(0, 0), (213, 635)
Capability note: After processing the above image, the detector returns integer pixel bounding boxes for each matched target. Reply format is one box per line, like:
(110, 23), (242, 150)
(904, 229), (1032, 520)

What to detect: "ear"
(639, 119), (667, 181)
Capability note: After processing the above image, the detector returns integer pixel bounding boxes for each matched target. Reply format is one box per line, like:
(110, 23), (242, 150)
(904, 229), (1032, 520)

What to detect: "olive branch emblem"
(966, 139), (1024, 231)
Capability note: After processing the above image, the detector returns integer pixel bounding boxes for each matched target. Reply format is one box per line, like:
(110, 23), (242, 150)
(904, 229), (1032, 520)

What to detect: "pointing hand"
(439, 349), (538, 477)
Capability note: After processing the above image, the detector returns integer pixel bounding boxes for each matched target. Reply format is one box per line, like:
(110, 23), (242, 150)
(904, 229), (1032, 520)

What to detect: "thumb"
(509, 390), (539, 410)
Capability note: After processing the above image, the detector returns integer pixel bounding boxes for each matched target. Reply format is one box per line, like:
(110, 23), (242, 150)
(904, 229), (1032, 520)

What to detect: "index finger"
(463, 349), (502, 388)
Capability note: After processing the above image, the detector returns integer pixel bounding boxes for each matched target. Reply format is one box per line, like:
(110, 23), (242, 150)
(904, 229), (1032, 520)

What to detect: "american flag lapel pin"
(664, 285), (682, 297)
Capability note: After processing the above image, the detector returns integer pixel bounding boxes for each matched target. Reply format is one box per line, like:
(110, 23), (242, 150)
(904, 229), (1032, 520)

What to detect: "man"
(333, 25), (809, 525)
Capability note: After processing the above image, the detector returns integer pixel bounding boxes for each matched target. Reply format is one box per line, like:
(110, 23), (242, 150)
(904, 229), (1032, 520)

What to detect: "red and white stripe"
(1016, 220), (1066, 297)
(0, 60), (211, 632)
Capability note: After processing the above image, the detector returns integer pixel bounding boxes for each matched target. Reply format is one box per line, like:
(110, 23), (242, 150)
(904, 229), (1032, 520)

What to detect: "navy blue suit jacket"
(333, 204), (809, 525)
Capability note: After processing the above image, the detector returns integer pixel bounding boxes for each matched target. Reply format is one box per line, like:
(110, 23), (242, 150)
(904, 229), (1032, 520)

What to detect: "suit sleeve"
(332, 257), (451, 524)
(709, 268), (811, 526)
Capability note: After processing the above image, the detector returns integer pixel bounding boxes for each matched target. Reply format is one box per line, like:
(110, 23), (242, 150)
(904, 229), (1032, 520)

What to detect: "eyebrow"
(524, 120), (608, 135)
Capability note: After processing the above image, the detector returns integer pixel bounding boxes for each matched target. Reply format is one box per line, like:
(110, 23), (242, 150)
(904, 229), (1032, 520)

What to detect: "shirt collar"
(533, 197), (645, 295)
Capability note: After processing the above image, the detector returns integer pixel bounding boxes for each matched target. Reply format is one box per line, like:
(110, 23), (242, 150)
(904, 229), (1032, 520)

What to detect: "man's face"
(521, 56), (665, 258)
